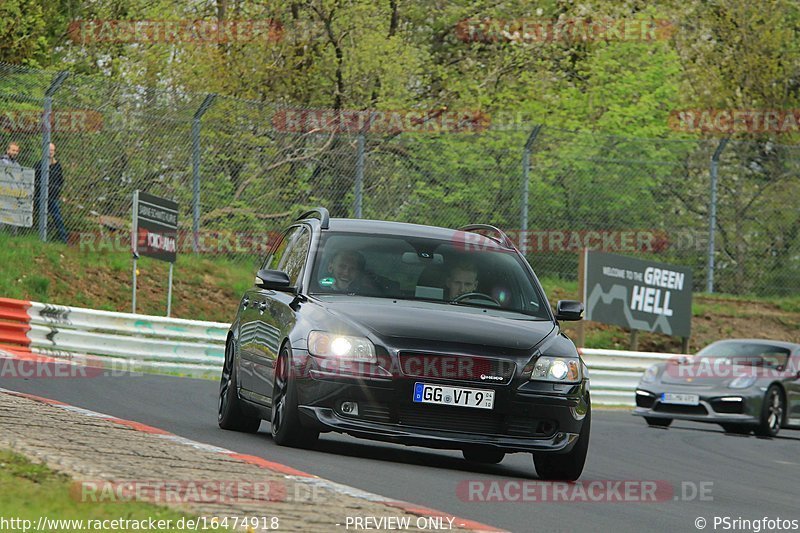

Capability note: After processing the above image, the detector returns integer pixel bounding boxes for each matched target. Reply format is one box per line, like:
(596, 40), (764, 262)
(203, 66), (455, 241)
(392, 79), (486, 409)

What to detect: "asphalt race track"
(2, 371), (797, 533)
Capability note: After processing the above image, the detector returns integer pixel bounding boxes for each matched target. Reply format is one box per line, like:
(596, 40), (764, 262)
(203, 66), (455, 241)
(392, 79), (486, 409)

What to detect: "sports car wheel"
(462, 447), (505, 464)
(755, 385), (784, 437)
(218, 338), (261, 433)
(271, 344), (319, 447)
(533, 405), (590, 481)
(644, 417), (672, 427)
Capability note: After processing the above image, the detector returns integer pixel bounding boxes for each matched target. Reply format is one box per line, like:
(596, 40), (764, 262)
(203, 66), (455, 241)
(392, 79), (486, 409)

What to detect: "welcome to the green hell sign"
(588, 252), (693, 337)
(602, 266), (686, 316)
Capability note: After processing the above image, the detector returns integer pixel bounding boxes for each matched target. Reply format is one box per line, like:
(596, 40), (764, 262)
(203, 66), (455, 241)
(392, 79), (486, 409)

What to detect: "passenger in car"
(327, 250), (381, 295)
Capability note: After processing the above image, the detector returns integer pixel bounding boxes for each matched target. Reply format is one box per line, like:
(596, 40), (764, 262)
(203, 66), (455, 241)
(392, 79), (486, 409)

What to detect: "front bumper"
(292, 351), (589, 454)
(633, 385), (762, 425)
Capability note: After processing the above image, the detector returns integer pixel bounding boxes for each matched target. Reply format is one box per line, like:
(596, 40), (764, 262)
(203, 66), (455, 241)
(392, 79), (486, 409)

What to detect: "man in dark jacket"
(34, 143), (67, 243)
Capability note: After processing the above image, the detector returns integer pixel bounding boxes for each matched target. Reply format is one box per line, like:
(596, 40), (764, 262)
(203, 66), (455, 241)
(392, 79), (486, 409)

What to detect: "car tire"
(755, 385), (784, 437)
(533, 404), (590, 481)
(644, 417), (672, 427)
(720, 424), (751, 435)
(462, 447), (505, 464)
(271, 344), (320, 448)
(218, 338), (261, 433)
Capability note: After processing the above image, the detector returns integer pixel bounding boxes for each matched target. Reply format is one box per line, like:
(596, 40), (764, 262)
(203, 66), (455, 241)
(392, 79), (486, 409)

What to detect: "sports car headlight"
(641, 365), (660, 384)
(530, 356), (582, 383)
(729, 374), (757, 389)
(307, 331), (376, 363)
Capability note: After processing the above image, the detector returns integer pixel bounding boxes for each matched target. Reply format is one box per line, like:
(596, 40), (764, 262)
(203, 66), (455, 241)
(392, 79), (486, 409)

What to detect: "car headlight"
(307, 331), (376, 363)
(530, 356), (582, 383)
(641, 365), (660, 383)
(729, 374), (757, 389)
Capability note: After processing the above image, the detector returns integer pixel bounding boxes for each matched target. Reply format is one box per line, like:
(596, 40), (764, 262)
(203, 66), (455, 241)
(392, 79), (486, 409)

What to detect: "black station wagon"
(218, 208), (591, 480)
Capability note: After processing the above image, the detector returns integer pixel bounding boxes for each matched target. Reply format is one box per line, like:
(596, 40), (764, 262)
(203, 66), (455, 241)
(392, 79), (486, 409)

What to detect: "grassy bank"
(0, 233), (253, 322)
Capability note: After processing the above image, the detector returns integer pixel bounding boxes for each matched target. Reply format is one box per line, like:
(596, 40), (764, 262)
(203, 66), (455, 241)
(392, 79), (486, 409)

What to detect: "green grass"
(0, 449), (212, 532)
(0, 233), (254, 321)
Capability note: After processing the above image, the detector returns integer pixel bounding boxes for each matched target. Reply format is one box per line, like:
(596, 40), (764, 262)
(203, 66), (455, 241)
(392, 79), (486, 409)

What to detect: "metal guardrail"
(0, 298), (227, 376)
(0, 297), (680, 404)
(579, 348), (676, 406)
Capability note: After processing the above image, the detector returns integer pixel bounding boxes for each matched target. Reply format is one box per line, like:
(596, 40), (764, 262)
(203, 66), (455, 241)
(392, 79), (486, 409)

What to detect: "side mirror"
(255, 269), (293, 291)
(555, 300), (584, 321)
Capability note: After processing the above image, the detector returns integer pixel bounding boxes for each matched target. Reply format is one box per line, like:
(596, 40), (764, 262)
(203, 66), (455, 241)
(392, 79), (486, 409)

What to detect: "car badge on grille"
(480, 374), (504, 381)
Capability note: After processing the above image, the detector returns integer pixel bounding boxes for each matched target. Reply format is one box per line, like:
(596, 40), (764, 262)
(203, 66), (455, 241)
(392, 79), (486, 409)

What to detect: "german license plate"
(661, 393), (700, 405)
(412, 382), (494, 410)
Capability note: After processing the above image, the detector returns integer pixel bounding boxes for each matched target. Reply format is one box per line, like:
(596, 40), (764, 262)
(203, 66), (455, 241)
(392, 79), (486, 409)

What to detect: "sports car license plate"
(661, 393), (700, 405)
(412, 382), (494, 410)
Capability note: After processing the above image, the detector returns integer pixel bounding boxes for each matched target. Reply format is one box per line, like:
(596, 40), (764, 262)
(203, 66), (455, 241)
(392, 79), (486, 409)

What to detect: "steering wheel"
(452, 292), (501, 306)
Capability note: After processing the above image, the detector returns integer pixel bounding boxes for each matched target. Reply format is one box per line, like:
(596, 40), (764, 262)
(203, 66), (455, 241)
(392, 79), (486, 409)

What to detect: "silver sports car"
(633, 339), (800, 436)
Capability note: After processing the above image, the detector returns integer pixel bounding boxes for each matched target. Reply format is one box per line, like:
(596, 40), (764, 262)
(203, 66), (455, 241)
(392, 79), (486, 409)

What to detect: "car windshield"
(695, 341), (791, 368)
(308, 231), (549, 318)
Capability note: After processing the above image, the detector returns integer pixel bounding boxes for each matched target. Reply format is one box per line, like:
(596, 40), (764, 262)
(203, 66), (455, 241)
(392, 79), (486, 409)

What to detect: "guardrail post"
(521, 125), (542, 255)
(38, 71), (69, 242)
(706, 138), (729, 293)
(192, 94), (217, 253)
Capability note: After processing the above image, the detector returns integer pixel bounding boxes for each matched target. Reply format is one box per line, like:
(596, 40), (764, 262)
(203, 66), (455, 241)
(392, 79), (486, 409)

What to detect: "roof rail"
(457, 224), (517, 250)
(296, 207), (330, 229)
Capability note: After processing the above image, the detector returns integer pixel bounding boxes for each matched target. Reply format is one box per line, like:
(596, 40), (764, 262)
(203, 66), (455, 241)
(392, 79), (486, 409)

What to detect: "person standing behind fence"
(1, 142), (22, 234)
(1, 142), (20, 166)
(34, 143), (68, 243)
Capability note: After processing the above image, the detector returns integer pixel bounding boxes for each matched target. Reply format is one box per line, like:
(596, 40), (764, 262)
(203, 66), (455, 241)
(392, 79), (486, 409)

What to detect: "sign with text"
(132, 190), (178, 263)
(0, 166), (35, 227)
(583, 250), (693, 337)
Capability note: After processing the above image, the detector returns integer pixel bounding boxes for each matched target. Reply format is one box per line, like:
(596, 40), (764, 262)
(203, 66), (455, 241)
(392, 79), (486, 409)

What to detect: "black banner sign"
(132, 190), (178, 263)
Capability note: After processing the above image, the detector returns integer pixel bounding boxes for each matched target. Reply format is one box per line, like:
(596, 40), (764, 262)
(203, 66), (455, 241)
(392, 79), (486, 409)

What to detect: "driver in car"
(444, 260), (479, 300)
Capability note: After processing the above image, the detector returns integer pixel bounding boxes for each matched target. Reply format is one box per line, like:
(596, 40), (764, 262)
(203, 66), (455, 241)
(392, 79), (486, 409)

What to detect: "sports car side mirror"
(555, 300), (584, 321)
(255, 269), (293, 291)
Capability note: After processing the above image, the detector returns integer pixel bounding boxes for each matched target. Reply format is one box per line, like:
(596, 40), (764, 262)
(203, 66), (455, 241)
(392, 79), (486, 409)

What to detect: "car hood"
(321, 297), (555, 351)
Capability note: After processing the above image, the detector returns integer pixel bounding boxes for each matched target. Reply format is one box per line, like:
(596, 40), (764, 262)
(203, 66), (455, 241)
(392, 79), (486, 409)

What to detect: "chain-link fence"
(1, 62), (798, 297)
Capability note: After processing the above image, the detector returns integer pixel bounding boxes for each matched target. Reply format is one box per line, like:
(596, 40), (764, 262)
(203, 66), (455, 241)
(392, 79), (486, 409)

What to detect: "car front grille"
(710, 398), (745, 414)
(636, 393), (656, 408)
(506, 417), (558, 438)
(653, 403), (709, 415)
(359, 402), (393, 423)
(398, 352), (515, 385)
(397, 404), (503, 435)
